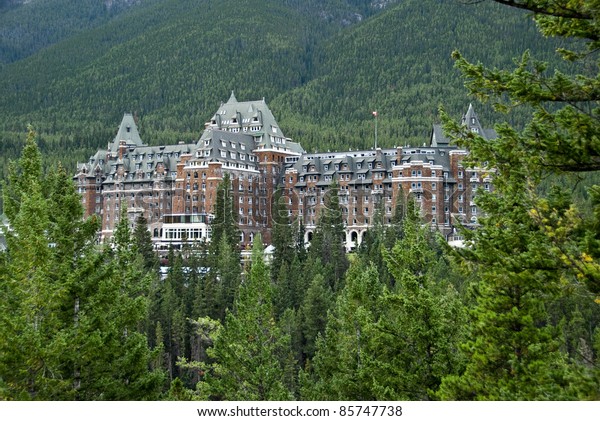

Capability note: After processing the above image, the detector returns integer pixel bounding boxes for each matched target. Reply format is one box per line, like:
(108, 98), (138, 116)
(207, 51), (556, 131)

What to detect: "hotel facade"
(75, 93), (494, 251)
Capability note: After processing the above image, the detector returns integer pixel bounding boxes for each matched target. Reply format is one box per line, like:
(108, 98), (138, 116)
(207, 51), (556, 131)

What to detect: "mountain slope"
(0, 0), (564, 178)
(0, 0), (149, 65)
(273, 0), (564, 152)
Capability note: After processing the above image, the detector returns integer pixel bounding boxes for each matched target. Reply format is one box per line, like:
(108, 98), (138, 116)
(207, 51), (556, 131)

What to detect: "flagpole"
(372, 111), (378, 149)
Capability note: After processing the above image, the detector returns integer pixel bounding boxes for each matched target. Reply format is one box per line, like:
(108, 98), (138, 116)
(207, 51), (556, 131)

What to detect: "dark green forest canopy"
(0, 0), (561, 183)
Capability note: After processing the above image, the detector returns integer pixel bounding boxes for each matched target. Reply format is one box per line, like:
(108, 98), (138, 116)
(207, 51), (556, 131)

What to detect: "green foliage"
(436, 0), (600, 400)
(305, 207), (466, 400)
(0, 0), (562, 183)
(209, 173), (240, 255)
(303, 261), (382, 400)
(133, 214), (159, 271)
(0, 131), (165, 400)
(308, 182), (349, 291)
(198, 236), (295, 400)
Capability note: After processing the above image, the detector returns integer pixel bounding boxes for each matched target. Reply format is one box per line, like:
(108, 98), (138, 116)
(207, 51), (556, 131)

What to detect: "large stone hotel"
(74, 93), (495, 251)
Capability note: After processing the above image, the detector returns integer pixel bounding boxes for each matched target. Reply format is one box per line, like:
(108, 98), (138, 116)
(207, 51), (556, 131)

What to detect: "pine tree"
(303, 261), (382, 400)
(299, 273), (333, 362)
(200, 235), (294, 400)
(209, 172), (240, 257)
(133, 214), (158, 271)
(0, 129), (84, 399)
(308, 182), (348, 291)
(271, 188), (294, 279)
(0, 131), (165, 399)
(71, 206), (166, 399)
(436, 0), (600, 400)
(376, 210), (467, 400)
(214, 233), (241, 321)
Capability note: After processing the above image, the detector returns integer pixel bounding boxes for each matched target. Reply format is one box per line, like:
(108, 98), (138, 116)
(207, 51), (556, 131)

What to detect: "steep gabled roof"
(431, 104), (497, 146)
(109, 113), (145, 151)
(200, 93), (304, 154)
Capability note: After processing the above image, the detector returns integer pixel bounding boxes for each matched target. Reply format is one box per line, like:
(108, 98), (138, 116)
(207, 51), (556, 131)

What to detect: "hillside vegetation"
(0, 0), (561, 177)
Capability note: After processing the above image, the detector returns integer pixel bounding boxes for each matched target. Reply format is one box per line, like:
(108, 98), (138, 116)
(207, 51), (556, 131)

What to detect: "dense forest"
(2, 0), (600, 401)
(0, 0), (562, 180)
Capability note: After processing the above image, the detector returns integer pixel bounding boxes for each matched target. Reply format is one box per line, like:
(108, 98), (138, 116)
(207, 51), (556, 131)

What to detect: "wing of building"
(75, 95), (495, 252)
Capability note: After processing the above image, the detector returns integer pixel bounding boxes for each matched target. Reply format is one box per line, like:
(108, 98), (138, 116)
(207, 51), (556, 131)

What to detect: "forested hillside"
(0, 0), (148, 65)
(0, 0), (560, 180)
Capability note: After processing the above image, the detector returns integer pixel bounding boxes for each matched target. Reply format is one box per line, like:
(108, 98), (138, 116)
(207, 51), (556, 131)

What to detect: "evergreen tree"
(299, 273), (334, 362)
(271, 188), (294, 279)
(209, 173), (240, 257)
(200, 235), (294, 400)
(436, 0), (600, 400)
(214, 233), (241, 321)
(133, 214), (158, 271)
(71, 206), (165, 399)
(303, 261), (382, 400)
(308, 182), (348, 291)
(0, 131), (165, 399)
(376, 211), (467, 400)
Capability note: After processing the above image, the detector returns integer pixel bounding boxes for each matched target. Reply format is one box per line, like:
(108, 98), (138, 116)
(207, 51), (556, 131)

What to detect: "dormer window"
(126, 126), (131, 133)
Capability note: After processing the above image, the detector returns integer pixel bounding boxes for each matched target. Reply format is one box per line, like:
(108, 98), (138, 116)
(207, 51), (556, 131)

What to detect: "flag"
(372, 111), (378, 117)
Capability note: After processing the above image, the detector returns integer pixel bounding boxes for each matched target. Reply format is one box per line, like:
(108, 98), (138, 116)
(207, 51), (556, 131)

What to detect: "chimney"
(119, 140), (127, 159)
